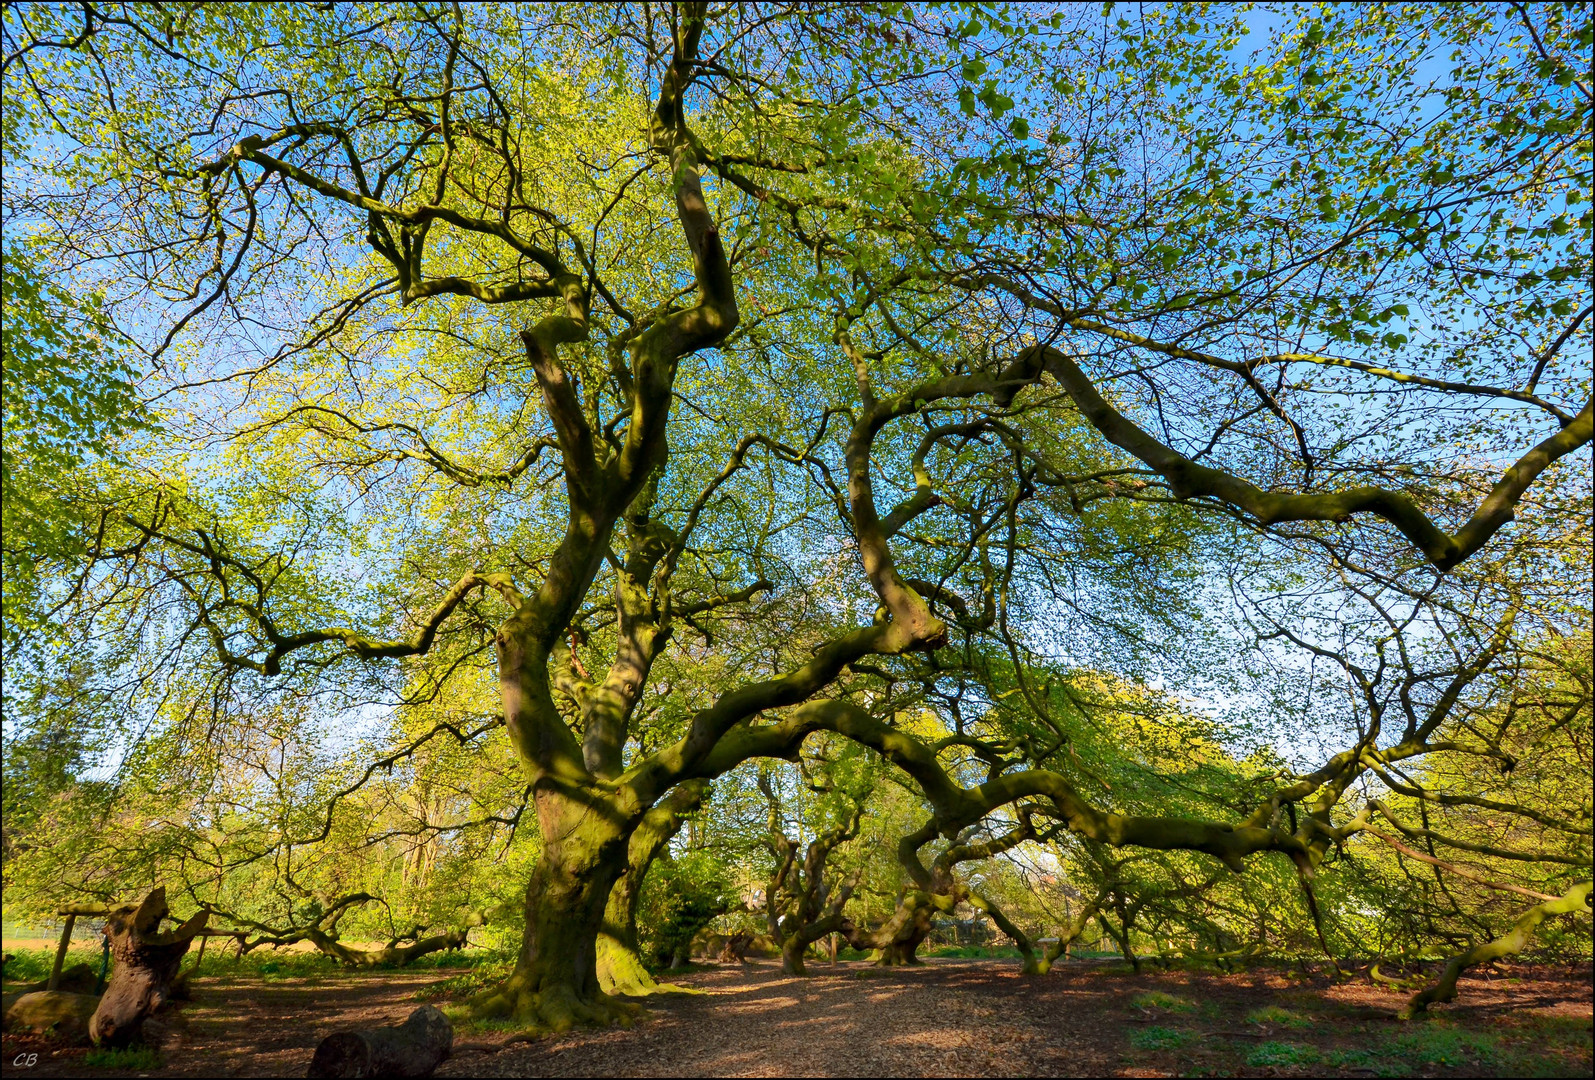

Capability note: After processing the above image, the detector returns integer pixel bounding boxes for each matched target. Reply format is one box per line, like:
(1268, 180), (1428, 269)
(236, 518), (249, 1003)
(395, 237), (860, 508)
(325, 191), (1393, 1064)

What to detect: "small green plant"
(1130, 990), (1196, 1013)
(1130, 1025), (1193, 1050)
(1246, 1005), (1314, 1029)
(1245, 1041), (1322, 1067)
(83, 1046), (161, 1070)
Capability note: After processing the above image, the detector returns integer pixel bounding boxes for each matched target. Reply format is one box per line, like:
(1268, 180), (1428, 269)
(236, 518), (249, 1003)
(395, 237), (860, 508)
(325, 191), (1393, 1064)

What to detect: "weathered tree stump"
(89, 888), (207, 1047)
(306, 1005), (453, 1078)
(716, 931), (754, 963)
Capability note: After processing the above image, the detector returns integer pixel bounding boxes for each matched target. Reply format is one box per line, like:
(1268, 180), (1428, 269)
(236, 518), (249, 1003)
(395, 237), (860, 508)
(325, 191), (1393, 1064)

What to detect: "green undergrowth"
(7, 943), (516, 988)
(921, 945), (1022, 959)
(1, 948), (59, 983)
(83, 1046), (161, 1070)
(1246, 1005), (1314, 1028)
(1130, 1025), (1195, 1050)
(1131, 990), (1198, 1013)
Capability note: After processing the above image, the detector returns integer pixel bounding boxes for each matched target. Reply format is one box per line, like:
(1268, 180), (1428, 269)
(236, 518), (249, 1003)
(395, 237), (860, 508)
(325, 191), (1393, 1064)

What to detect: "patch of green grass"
(1324, 1047), (1376, 1069)
(1246, 1005), (1314, 1029)
(1129, 1025), (1194, 1050)
(83, 1046), (161, 1070)
(1, 948), (58, 984)
(1502, 1053), (1587, 1079)
(450, 1014), (531, 1036)
(921, 945), (1021, 959)
(1245, 1041), (1322, 1067)
(413, 957), (516, 1001)
(1323, 1048), (1411, 1079)
(1516, 1014), (1595, 1047)
(1130, 990), (1197, 1013)
(1382, 1024), (1501, 1068)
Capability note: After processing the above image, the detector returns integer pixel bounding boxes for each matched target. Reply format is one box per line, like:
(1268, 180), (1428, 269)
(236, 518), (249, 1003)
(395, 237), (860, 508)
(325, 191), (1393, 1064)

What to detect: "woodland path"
(436, 959), (1591, 1078)
(2, 959), (1589, 1077)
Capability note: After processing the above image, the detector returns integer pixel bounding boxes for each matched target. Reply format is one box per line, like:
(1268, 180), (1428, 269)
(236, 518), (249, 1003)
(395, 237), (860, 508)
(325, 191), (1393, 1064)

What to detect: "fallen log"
(306, 1005), (452, 1078)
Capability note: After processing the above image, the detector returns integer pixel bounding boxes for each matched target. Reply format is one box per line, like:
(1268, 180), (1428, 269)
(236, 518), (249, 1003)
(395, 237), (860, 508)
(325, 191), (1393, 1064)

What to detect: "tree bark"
(306, 1004), (451, 1078)
(466, 787), (634, 1031)
(1402, 880), (1592, 1019)
(597, 782), (707, 996)
(89, 888), (206, 1047)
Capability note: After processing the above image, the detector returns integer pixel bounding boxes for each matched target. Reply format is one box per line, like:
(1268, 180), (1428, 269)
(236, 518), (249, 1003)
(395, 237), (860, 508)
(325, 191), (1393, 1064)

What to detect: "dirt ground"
(2, 959), (1589, 1078)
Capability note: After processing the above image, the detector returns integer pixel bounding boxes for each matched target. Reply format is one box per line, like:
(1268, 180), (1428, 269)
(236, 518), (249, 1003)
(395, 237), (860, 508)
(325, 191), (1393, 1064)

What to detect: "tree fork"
(597, 782), (708, 996)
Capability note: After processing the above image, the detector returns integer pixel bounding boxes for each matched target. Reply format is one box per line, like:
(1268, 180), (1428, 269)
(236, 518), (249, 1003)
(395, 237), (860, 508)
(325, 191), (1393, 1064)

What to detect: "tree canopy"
(2, 0), (1589, 1030)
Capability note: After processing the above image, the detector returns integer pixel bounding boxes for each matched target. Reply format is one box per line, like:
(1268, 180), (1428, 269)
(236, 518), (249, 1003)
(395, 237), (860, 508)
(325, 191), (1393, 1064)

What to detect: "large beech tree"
(4, 2), (1589, 1029)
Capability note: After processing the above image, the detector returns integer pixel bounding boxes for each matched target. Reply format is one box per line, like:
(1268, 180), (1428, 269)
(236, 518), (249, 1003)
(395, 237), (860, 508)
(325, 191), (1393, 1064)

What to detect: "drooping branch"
(1401, 880), (1592, 1018)
(991, 342), (1592, 572)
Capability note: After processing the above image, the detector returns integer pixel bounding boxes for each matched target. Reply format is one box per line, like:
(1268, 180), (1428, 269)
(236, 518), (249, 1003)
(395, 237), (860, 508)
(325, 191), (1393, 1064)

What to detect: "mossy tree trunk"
(470, 791), (635, 1029)
(597, 781), (707, 996)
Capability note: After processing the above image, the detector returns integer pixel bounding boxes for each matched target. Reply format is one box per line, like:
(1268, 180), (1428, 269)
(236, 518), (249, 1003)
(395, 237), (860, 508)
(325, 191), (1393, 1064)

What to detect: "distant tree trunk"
(717, 932), (754, 963)
(842, 892), (938, 966)
(89, 889), (206, 1047)
(47, 915), (77, 992)
(306, 1005), (452, 1078)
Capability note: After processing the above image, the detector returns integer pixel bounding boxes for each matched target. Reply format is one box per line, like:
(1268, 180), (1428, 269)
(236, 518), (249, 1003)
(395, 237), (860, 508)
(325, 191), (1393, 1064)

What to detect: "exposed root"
(627, 980), (704, 996)
(600, 965), (704, 997)
(598, 942), (706, 997)
(464, 979), (642, 1035)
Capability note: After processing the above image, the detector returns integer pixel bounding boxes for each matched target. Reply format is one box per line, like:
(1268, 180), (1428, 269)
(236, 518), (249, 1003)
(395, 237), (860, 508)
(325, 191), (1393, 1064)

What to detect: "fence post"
(46, 913), (78, 991)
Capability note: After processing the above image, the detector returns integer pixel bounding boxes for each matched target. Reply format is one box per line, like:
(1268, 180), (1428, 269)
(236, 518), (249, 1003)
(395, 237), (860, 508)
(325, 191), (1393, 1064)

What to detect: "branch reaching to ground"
(1401, 880), (1593, 1019)
(210, 895), (486, 968)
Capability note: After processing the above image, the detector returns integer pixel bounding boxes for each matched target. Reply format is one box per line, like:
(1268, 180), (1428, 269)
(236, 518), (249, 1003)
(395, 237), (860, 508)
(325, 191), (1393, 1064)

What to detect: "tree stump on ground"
(89, 888), (207, 1047)
(717, 931), (754, 963)
(306, 1005), (453, 1078)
